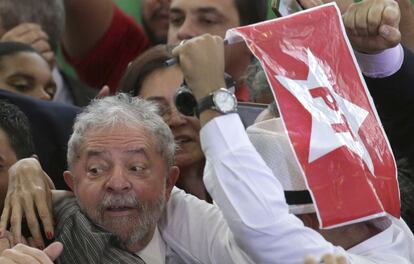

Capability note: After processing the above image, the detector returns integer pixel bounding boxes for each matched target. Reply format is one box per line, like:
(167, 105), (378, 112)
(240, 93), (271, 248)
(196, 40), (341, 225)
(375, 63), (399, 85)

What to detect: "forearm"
(63, 0), (114, 58)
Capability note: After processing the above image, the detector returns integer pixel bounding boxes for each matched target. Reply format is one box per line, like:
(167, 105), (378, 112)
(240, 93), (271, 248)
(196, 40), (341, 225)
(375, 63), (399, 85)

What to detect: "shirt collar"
(136, 226), (166, 264)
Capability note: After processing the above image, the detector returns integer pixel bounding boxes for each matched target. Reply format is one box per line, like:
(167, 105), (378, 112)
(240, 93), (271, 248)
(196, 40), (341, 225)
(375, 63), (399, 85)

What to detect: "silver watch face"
(213, 89), (236, 113)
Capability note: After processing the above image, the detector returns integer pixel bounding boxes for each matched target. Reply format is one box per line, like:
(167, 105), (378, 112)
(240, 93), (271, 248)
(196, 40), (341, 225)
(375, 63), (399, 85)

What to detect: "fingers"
(379, 24), (401, 44)
(2, 246), (41, 264)
(3, 243), (54, 264)
(0, 237), (11, 254)
(34, 191), (54, 242)
(0, 23), (54, 65)
(0, 196), (12, 237)
(366, 3), (383, 35)
(0, 23), (42, 38)
(379, 4), (401, 44)
(171, 34), (225, 99)
(1, 25), (49, 46)
(298, 0), (324, 10)
(354, 4), (370, 36)
(343, 0), (402, 53)
(336, 255), (348, 264)
(304, 255), (318, 264)
(322, 253), (335, 264)
(43, 242), (63, 261)
(22, 195), (44, 249)
(9, 201), (22, 246)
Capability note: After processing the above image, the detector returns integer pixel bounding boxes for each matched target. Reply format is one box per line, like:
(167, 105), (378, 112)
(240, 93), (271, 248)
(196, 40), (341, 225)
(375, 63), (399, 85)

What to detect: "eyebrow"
(170, 6), (224, 17)
(85, 149), (108, 159)
(125, 148), (149, 159)
(85, 148), (149, 159)
(195, 6), (224, 16)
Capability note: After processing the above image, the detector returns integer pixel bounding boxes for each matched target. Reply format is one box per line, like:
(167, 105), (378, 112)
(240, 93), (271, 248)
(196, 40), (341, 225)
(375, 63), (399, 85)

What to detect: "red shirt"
(64, 4), (150, 93)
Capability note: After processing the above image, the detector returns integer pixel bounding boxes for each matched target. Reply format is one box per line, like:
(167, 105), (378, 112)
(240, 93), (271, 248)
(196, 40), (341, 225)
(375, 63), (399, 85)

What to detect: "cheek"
(188, 117), (201, 133)
(75, 182), (102, 210)
(132, 179), (165, 202)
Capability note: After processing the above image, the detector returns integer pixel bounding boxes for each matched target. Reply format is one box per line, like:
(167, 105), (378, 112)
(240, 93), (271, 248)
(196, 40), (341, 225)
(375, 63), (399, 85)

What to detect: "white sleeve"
(159, 187), (254, 264)
(200, 113), (348, 264)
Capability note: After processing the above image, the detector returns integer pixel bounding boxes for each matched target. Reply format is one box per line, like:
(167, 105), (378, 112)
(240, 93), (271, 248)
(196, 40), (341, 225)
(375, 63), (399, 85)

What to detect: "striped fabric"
(54, 196), (146, 264)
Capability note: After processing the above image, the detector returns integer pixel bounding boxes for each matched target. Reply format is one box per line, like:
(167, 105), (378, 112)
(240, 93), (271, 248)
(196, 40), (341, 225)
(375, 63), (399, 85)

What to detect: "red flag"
(228, 3), (399, 228)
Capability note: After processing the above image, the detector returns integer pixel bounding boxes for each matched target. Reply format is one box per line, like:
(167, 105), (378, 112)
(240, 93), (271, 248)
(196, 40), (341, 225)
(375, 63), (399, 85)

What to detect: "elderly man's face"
(64, 125), (178, 250)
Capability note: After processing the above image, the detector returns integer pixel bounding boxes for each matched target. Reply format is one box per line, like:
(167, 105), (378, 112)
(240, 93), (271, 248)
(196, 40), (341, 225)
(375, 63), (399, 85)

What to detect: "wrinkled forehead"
(80, 125), (156, 151)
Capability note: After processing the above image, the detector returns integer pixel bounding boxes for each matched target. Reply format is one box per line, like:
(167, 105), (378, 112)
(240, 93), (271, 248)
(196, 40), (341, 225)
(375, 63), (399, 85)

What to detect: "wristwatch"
(197, 88), (237, 116)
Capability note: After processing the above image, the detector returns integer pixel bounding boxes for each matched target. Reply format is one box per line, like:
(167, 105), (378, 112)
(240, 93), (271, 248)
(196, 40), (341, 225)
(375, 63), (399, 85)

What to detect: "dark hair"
(0, 0), (65, 51)
(0, 42), (40, 71)
(0, 100), (35, 159)
(0, 41), (37, 56)
(235, 0), (268, 26)
(119, 45), (174, 96)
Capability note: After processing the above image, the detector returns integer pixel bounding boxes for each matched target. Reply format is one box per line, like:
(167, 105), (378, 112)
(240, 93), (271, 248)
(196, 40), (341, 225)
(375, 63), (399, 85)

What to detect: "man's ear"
(63, 171), (75, 191)
(164, 166), (179, 201)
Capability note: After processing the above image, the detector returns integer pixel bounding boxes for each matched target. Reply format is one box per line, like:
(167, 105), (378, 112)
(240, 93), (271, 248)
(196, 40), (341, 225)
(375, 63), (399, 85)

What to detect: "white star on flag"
(275, 49), (374, 175)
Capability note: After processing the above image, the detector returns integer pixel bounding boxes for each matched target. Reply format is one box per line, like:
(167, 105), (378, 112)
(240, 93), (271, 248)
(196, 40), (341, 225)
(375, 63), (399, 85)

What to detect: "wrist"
(191, 79), (226, 100)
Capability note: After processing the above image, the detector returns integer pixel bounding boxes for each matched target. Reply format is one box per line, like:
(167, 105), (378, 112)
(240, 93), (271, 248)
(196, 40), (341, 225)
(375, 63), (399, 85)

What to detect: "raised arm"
(62, 0), (113, 59)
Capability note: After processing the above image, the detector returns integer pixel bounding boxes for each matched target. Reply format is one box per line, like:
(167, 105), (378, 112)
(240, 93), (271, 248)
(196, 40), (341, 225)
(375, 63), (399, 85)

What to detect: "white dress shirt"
(159, 187), (253, 264)
(137, 227), (166, 264)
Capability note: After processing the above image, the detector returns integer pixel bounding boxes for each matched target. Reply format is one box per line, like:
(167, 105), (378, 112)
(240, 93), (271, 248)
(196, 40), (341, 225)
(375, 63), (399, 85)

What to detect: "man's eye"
(87, 166), (104, 176)
(169, 15), (184, 26)
(130, 165), (146, 174)
(199, 16), (219, 26)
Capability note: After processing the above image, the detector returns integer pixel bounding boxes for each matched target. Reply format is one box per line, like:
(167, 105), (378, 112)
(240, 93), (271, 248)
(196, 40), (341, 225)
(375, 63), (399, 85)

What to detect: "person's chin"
(175, 151), (198, 168)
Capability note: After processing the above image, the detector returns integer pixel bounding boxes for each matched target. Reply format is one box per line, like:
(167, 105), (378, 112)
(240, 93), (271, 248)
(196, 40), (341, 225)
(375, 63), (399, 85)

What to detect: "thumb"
(43, 241), (63, 261)
(379, 24), (401, 46)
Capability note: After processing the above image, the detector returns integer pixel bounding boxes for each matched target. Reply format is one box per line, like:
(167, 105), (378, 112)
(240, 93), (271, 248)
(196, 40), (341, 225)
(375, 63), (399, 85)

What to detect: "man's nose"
(176, 18), (197, 41)
(104, 167), (132, 192)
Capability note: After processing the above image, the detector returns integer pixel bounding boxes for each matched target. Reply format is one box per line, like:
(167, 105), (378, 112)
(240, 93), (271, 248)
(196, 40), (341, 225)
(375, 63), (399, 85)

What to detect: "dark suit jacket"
(365, 46), (414, 231)
(0, 90), (81, 190)
(60, 70), (98, 107)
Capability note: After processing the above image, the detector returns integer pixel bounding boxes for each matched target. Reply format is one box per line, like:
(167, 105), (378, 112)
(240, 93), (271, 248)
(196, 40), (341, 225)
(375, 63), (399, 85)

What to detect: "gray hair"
(246, 62), (273, 103)
(0, 0), (65, 50)
(67, 94), (176, 170)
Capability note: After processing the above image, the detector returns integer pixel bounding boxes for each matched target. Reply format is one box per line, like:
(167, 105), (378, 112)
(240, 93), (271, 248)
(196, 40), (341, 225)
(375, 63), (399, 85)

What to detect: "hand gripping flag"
(227, 3), (399, 228)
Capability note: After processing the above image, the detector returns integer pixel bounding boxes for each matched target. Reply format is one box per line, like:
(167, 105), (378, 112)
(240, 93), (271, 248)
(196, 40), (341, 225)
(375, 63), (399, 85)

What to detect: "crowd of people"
(0, 0), (413, 263)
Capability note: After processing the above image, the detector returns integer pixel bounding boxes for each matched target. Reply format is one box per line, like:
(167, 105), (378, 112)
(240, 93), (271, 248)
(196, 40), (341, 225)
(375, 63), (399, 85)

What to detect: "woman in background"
(0, 42), (56, 100)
